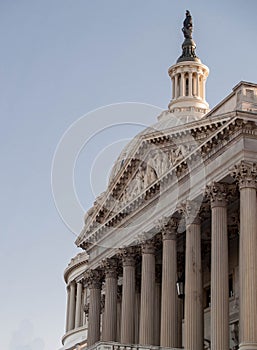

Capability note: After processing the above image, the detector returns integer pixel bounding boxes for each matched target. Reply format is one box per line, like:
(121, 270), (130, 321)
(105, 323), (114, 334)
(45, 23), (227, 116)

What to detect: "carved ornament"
(230, 160), (257, 190)
(206, 182), (228, 208)
(84, 269), (102, 289)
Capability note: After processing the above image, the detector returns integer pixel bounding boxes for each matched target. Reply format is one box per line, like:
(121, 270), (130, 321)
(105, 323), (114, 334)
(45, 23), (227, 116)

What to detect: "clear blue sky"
(1, 1), (257, 349)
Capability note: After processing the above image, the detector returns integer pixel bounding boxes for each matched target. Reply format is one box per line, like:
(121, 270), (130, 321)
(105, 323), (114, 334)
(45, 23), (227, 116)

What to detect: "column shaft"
(189, 72), (193, 96)
(68, 281), (76, 331)
(160, 237), (178, 347)
(184, 220), (203, 350)
(174, 74), (178, 98)
(196, 73), (200, 97)
(75, 282), (83, 328)
(134, 287), (141, 344)
(121, 254), (135, 344)
(87, 271), (102, 347)
(116, 291), (122, 343)
(211, 203), (229, 350)
(102, 263), (118, 342)
(65, 286), (71, 332)
(181, 72), (185, 96)
(139, 242), (155, 345)
(154, 279), (161, 346)
(82, 287), (87, 326)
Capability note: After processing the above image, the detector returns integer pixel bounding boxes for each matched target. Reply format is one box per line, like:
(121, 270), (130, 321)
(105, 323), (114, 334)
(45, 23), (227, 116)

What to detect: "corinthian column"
(86, 269), (102, 346)
(120, 247), (136, 344)
(102, 258), (118, 342)
(139, 238), (155, 345)
(231, 161), (257, 350)
(180, 200), (203, 350)
(159, 217), (178, 348)
(207, 182), (229, 350)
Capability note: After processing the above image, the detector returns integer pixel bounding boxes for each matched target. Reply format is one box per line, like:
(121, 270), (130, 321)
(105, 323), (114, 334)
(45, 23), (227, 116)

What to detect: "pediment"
(77, 114), (234, 247)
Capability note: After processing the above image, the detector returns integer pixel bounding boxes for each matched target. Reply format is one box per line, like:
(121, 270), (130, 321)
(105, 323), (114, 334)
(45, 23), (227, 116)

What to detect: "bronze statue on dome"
(182, 10), (193, 39)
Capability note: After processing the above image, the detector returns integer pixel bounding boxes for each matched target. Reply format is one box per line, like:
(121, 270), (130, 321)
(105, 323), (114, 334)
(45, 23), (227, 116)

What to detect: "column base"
(239, 342), (257, 350)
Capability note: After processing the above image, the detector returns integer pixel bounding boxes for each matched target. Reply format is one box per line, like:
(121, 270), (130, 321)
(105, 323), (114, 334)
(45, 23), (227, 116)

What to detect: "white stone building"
(59, 11), (257, 350)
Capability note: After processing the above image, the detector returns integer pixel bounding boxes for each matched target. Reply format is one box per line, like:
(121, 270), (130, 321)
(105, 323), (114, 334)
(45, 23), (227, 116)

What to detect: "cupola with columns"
(168, 10), (209, 120)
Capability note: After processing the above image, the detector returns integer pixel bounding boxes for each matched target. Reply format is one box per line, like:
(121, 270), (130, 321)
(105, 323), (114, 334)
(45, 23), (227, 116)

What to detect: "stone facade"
(59, 14), (257, 350)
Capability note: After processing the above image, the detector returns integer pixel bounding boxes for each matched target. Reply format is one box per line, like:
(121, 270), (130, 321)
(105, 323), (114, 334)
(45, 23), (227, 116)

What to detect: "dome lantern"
(168, 11), (209, 121)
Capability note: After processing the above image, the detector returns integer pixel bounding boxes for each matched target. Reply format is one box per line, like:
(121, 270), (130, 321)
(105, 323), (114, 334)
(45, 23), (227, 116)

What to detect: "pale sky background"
(1, 1), (257, 349)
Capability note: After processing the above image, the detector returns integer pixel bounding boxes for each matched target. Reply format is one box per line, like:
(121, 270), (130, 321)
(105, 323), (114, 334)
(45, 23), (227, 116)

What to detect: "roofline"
(205, 80), (257, 118)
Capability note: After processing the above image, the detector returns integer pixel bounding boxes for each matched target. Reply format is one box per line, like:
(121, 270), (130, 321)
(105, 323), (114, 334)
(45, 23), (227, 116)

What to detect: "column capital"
(136, 232), (156, 254)
(141, 239), (156, 254)
(206, 182), (228, 208)
(118, 246), (137, 267)
(178, 200), (201, 225)
(85, 269), (102, 289)
(230, 160), (257, 190)
(156, 216), (178, 240)
(101, 257), (119, 278)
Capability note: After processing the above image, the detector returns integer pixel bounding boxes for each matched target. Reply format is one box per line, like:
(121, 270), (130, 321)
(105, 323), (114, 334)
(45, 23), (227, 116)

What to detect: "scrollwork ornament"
(230, 160), (257, 190)
(157, 216), (178, 240)
(118, 246), (137, 267)
(205, 182), (228, 208)
(101, 258), (118, 278)
(136, 233), (156, 254)
(84, 269), (103, 289)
